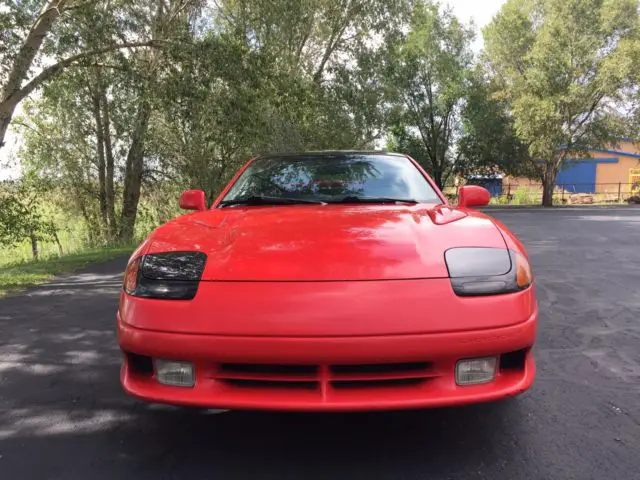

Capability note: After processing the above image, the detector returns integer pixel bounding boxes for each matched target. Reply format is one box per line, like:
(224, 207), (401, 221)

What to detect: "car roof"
(256, 150), (406, 160)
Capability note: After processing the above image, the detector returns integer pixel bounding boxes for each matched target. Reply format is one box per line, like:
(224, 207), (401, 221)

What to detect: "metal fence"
(445, 182), (640, 205)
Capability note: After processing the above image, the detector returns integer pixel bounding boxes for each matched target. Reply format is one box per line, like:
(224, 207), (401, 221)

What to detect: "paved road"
(1, 207), (640, 480)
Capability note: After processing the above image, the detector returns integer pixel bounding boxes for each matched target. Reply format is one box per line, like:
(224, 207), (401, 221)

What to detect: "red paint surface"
(145, 205), (507, 281)
(118, 309), (536, 411)
(118, 153), (538, 410)
(178, 189), (206, 211)
(458, 185), (491, 208)
(119, 280), (536, 336)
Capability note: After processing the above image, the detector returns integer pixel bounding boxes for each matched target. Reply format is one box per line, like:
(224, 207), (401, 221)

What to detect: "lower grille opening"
(330, 362), (431, 375)
(221, 379), (318, 390)
(500, 349), (527, 371)
(126, 352), (153, 376)
(220, 363), (318, 375)
(331, 378), (427, 389)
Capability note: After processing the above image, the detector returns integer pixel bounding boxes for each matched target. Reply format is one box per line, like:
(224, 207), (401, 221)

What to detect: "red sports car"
(118, 151), (537, 411)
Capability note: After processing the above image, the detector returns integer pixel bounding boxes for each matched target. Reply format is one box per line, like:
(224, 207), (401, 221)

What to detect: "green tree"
(0, 0), (158, 150)
(0, 180), (60, 259)
(483, 0), (640, 206)
(145, 0), (411, 203)
(216, 0), (408, 83)
(18, 63), (134, 244)
(147, 34), (272, 202)
(457, 69), (536, 179)
(12, 0), (419, 250)
(15, 1), (203, 243)
(385, 1), (476, 188)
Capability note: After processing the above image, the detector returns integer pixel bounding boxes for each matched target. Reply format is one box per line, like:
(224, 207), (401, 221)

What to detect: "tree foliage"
(1, 0), (639, 256)
(0, 180), (59, 259)
(6, 0), (412, 246)
(384, 2), (476, 188)
(0, 0), (163, 149)
(483, 0), (640, 205)
(457, 68), (536, 178)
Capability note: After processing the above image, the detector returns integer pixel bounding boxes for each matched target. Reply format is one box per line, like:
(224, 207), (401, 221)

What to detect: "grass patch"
(0, 245), (133, 296)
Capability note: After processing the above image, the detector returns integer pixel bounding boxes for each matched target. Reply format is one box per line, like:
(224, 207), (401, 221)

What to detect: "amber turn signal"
(515, 253), (532, 289)
(123, 257), (141, 294)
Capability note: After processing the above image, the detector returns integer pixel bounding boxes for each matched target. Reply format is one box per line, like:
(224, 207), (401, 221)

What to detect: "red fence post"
(561, 184), (565, 204)
(618, 182), (622, 202)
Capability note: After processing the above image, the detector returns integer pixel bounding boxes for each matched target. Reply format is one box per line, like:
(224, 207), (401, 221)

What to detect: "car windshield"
(219, 153), (441, 206)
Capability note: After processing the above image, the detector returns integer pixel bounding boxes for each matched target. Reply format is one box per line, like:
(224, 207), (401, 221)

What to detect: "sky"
(0, 0), (507, 181)
(446, 0), (506, 51)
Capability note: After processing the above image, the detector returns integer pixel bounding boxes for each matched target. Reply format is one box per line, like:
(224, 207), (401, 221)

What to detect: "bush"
(512, 188), (538, 205)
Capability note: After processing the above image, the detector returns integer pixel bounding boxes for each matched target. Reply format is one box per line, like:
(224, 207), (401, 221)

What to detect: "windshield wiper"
(219, 195), (327, 207)
(328, 196), (419, 205)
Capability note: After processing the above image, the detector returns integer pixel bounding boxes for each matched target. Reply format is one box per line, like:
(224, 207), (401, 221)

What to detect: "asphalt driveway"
(1, 207), (639, 479)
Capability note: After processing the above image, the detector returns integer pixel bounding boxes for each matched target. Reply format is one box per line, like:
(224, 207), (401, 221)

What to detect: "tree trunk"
(91, 88), (109, 233)
(431, 154), (444, 189)
(96, 66), (117, 239)
(542, 165), (557, 207)
(101, 90), (117, 239)
(53, 230), (64, 256)
(119, 98), (151, 243)
(30, 234), (39, 260)
(433, 171), (444, 190)
(0, 111), (12, 149)
(79, 202), (97, 246)
(117, 0), (169, 244)
(0, 0), (65, 148)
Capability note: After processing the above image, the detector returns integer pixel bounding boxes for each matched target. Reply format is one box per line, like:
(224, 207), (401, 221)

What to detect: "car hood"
(146, 204), (506, 281)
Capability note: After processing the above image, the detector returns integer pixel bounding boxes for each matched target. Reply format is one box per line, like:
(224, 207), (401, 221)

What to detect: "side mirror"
(458, 186), (490, 208)
(179, 190), (207, 211)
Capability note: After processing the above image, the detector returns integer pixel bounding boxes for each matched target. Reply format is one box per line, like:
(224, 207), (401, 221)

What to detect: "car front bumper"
(117, 308), (537, 411)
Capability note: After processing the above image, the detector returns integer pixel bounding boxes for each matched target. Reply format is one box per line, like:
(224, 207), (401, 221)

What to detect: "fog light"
(455, 357), (497, 385)
(154, 359), (195, 387)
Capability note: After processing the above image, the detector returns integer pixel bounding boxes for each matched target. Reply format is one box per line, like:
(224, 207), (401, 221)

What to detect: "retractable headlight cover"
(445, 247), (532, 296)
(123, 251), (207, 300)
